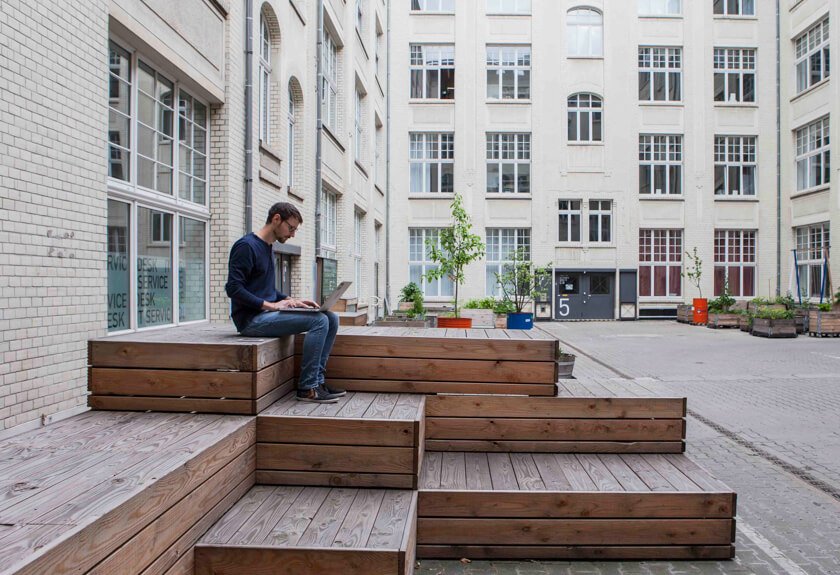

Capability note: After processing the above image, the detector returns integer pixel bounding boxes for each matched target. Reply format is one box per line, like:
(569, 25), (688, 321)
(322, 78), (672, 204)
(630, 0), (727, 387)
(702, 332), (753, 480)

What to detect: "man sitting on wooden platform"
(226, 202), (343, 403)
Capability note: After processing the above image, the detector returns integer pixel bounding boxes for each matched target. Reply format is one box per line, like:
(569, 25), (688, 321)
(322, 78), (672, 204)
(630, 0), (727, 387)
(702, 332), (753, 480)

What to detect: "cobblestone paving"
(416, 321), (840, 575)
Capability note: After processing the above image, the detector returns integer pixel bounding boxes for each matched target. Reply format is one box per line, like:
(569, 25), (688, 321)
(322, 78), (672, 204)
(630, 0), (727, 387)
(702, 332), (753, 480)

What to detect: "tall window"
(714, 48), (756, 103)
(714, 230), (756, 297)
(795, 223), (830, 298)
(108, 42), (131, 181)
(714, 136), (756, 196)
(320, 190), (337, 250)
(795, 117), (830, 192)
(356, 0), (363, 34)
(795, 18), (830, 94)
(354, 212), (363, 298)
(355, 89), (364, 162)
(568, 94), (602, 142)
(259, 14), (271, 143)
(322, 30), (339, 132)
(713, 0), (754, 16)
(287, 84), (296, 187)
(486, 0), (531, 15)
(137, 62), (175, 194)
(639, 47), (682, 102)
(639, 0), (681, 16)
(589, 200), (612, 243)
(178, 93), (208, 204)
(486, 228), (531, 296)
(567, 8), (603, 58)
(486, 45), (531, 100)
(410, 133), (454, 194)
(486, 133), (531, 194)
(412, 0), (454, 12)
(409, 229), (454, 297)
(639, 135), (682, 195)
(410, 44), (455, 99)
(639, 229), (682, 298)
(558, 200), (582, 242)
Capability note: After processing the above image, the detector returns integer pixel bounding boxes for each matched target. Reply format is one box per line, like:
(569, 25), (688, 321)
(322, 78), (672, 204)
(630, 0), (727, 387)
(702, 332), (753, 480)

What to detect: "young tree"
(682, 247), (703, 299)
(495, 246), (552, 313)
(424, 193), (485, 317)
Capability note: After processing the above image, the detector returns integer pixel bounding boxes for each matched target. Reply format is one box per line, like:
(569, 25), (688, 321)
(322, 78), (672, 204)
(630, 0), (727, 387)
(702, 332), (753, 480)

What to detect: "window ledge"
(322, 125), (346, 152)
(639, 101), (684, 108)
(713, 102), (758, 109)
(556, 242), (584, 247)
(712, 15), (758, 21)
(485, 194), (532, 200)
(259, 142), (283, 163)
(354, 160), (369, 178)
(486, 99), (532, 105)
(409, 99), (455, 105)
(714, 196), (759, 202)
(638, 14), (683, 19)
(790, 78), (830, 103)
(567, 56), (604, 61)
(638, 195), (684, 201)
(409, 10), (455, 16)
(487, 13), (531, 17)
(791, 185), (830, 200)
(568, 142), (604, 147)
(408, 194), (455, 200)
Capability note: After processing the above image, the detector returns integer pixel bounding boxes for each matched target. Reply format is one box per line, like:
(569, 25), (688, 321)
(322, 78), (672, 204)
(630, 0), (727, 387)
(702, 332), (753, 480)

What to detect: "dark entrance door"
(555, 271), (615, 320)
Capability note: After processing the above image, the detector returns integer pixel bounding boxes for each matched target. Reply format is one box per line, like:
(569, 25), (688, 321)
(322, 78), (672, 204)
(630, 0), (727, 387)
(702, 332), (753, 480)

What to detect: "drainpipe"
(244, 0), (254, 232)
(314, 0), (324, 298)
(775, 0), (781, 296)
(384, 0), (392, 315)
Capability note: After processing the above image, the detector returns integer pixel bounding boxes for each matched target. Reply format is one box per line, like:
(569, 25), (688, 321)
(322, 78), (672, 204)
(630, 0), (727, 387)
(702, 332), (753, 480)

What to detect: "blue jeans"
(240, 310), (339, 390)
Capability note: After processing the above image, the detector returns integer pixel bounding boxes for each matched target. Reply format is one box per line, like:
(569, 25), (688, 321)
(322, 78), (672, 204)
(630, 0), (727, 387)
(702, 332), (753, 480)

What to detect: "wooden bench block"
(257, 393), (425, 489)
(324, 379), (557, 396)
(195, 486), (417, 575)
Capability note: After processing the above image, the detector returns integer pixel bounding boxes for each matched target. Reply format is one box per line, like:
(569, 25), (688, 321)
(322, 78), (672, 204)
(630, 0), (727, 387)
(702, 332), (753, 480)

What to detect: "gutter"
(384, 0), (392, 315)
(244, 0), (254, 232)
(775, 0), (782, 296)
(314, 0), (324, 297)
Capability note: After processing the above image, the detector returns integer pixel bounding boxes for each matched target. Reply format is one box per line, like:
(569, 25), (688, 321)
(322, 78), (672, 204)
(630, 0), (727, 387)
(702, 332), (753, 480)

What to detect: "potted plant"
(808, 290), (840, 337)
(493, 298), (516, 328)
(424, 193), (486, 328)
(460, 297), (497, 328)
(376, 282), (430, 327)
(706, 284), (739, 329)
(676, 302), (693, 324)
(682, 247), (706, 325)
(738, 309), (753, 332)
(495, 246), (552, 330)
(751, 307), (797, 338)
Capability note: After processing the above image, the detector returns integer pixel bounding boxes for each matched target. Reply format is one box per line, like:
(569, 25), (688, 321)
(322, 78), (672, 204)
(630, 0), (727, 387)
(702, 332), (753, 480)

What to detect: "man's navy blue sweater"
(225, 233), (287, 332)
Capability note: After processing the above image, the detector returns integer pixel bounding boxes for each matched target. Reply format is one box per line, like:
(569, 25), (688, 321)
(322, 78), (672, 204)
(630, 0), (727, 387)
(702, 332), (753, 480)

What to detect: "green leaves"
(681, 247), (703, 299)
(494, 246), (552, 314)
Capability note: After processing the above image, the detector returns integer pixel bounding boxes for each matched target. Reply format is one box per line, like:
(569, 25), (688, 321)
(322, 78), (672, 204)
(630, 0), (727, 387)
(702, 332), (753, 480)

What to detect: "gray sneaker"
(296, 385), (340, 403)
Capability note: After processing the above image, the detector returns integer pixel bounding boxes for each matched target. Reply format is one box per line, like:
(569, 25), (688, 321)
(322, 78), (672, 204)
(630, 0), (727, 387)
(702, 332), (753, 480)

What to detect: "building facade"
(0, 0), (387, 433)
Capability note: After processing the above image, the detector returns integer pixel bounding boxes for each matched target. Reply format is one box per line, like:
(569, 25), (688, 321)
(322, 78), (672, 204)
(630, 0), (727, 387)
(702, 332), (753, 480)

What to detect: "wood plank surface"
(424, 440), (684, 453)
(255, 471), (416, 490)
(320, 357), (556, 383)
(89, 395), (259, 415)
(415, 545), (735, 560)
(257, 444), (415, 475)
(258, 417), (417, 447)
(323, 379), (556, 396)
(426, 418), (685, 441)
(194, 546), (401, 575)
(425, 395), (686, 419)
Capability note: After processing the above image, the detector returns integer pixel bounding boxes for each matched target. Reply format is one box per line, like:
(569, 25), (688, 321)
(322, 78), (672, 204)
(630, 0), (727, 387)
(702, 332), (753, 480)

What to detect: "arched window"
(567, 8), (603, 58)
(287, 84), (296, 187)
(259, 13), (272, 142)
(567, 93), (602, 142)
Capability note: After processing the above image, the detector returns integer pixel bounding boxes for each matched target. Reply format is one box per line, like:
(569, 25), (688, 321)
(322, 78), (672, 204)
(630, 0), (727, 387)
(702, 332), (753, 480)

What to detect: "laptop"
(278, 281), (352, 312)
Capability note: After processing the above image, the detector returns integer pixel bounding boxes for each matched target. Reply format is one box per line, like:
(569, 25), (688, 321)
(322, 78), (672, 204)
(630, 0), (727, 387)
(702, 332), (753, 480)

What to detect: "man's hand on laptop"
(267, 298), (319, 310)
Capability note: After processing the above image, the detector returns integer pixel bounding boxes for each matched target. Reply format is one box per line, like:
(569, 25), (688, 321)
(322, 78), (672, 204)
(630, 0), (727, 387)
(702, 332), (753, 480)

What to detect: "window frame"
(638, 0), (682, 17)
(567, 8), (604, 58)
(638, 229), (683, 298)
(353, 211), (363, 298)
(410, 44), (456, 100)
(567, 93), (603, 143)
(320, 190), (338, 251)
(639, 134), (683, 196)
(558, 200), (582, 243)
(287, 84), (296, 188)
(486, 132), (531, 194)
(355, 89), (364, 163)
(322, 29), (339, 133)
(411, 0), (455, 12)
(410, 132), (455, 195)
(795, 223), (831, 299)
(486, 0), (531, 15)
(714, 230), (756, 297)
(714, 48), (756, 103)
(259, 14), (272, 144)
(712, 0), (755, 16)
(638, 46), (683, 102)
(795, 117), (830, 193)
(794, 17), (830, 94)
(409, 228), (454, 298)
(588, 200), (612, 243)
(714, 136), (757, 197)
(485, 228), (531, 297)
(486, 45), (531, 101)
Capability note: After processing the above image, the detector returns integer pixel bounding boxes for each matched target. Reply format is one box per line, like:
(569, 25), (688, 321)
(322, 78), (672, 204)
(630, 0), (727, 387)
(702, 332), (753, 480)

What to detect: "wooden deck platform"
(195, 486), (417, 575)
(257, 392), (425, 489)
(417, 452), (735, 560)
(295, 326), (560, 396)
(88, 325), (294, 415)
(425, 394), (685, 453)
(0, 410), (255, 575)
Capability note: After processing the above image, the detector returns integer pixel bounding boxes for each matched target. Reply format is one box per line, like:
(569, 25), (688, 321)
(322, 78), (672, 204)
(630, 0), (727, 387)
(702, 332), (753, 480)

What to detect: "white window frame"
(409, 228), (454, 298)
(714, 136), (757, 196)
(558, 200), (582, 243)
(486, 45), (531, 100)
(639, 229), (683, 298)
(714, 230), (756, 297)
(259, 14), (271, 144)
(354, 211), (363, 298)
(568, 93), (603, 142)
(356, 0), (363, 35)
(486, 228), (531, 297)
(322, 29), (339, 133)
(410, 132), (454, 194)
(795, 117), (830, 192)
(410, 44), (455, 100)
(795, 223), (830, 299)
(486, 132), (531, 194)
(588, 200), (612, 243)
(486, 0), (531, 15)
(638, 46), (682, 102)
(714, 48), (756, 103)
(638, 0), (682, 17)
(287, 84), (296, 187)
(355, 89), (364, 163)
(713, 0), (755, 16)
(411, 0), (455, 12)
(320, 190), (337, 250)
(795, 18), (830, 94)
(567, 8), (603, 58)
(639, 134), (683, 195)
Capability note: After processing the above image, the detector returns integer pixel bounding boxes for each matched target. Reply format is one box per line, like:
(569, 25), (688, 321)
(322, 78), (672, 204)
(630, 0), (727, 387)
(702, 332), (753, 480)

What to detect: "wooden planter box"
(808, 310), (840, 337)
(707, 313), (741, 329)
(460, 308), (496, 328)
(676, 304), (692, 323)
(494, 314), (508, 328)
(747, 302), (785, 314)
(751, 318), (797, 338)
(556, 352), (576, 379)
(739, 315), (752, 332)
(374, 317), (432, 328)
(793, 308), (809, 334)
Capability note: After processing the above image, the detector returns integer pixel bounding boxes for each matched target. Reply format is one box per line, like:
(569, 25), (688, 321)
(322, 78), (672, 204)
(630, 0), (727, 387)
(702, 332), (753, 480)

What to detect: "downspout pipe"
(244, 0), (254, 232)
(384, 0), (392, 316)
(314, 0), (324, 298)
(775, 0), (781, 296)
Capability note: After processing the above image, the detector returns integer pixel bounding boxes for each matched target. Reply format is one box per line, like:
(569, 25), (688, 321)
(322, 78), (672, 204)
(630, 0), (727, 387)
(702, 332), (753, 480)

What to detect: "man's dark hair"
(266, 202), (303, 225)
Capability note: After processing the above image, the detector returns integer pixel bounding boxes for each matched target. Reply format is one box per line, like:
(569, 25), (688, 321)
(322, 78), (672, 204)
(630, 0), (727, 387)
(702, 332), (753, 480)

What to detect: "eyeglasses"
(282, 220), (299, 233)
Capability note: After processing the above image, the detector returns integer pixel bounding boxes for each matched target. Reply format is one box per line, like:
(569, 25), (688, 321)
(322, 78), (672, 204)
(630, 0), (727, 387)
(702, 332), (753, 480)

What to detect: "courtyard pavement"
(416, 320), (840, 575)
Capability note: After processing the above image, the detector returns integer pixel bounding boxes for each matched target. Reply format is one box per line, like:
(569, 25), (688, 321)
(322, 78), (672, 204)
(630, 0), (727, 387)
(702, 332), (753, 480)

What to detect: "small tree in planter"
(706, 284), (739, 329)
(681, 247), (707, 325)
(495, 246), (552, 330)
(424, 193), (485, 327)
(752, 307), (797, 338)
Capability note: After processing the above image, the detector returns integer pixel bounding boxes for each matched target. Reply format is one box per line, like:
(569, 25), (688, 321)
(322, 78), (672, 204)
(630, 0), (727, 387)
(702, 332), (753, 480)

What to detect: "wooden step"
(88, 325), (295, 415)
(195, 486), (417, 575)
(0, 411), (255, 575)
(337, 310), (368, 326)
(257, 392), (425, 489)
(416, 452), (735, 560)
(331, 297), (358, 312)
(295, 327), (559, 396)
(424, 394), (685, 453)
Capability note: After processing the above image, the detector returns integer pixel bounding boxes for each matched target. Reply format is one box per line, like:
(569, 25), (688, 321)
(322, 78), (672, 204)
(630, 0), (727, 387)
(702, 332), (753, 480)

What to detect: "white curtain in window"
(567, 9), (603, 57)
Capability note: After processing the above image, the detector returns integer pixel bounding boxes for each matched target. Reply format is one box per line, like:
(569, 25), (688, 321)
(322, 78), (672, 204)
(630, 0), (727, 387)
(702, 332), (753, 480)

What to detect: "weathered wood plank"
(257, 444), (415, 475)
(415, 545), (735, 560)
(425, 395), (686, 419)
(194, 546), (401, 575)
(321, 357), (556, 384)
(255, 471), (416, 490)
(333, 490), (387, 548)
(324, 379), (556, 396)
(424, 440), (684, 454)
(426, 418), (684, 441)
(258, 417), (417, 447)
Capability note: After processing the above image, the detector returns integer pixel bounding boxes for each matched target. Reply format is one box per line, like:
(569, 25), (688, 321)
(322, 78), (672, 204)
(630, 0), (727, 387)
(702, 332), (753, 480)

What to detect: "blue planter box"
(506, 312), (533, 330)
